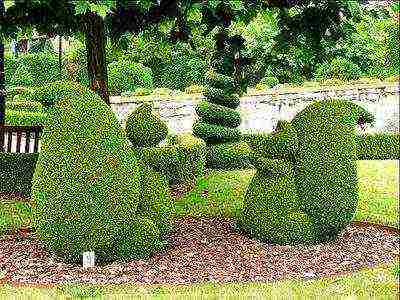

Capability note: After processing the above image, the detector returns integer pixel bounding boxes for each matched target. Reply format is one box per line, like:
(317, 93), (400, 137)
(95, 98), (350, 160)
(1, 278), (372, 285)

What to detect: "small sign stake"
(82, 251), (96, 269)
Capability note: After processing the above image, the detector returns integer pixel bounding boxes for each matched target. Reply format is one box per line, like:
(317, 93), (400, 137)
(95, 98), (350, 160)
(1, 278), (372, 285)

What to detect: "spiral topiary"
(193, 70), (242, 145)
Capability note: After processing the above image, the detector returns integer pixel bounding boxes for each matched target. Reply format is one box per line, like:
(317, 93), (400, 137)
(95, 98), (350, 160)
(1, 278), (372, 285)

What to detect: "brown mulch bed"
(0, 218), (398, 286)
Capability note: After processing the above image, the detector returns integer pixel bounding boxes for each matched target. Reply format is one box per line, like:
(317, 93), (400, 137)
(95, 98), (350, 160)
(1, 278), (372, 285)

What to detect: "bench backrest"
(0, 125), (43, 153)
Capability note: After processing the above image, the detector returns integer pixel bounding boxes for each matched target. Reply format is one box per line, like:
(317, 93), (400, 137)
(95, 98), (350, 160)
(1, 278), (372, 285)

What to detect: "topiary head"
(125, 103), (168, 148)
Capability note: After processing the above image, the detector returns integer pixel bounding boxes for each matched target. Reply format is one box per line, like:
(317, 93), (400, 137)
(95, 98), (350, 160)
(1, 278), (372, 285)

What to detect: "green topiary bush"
(134, 133), (207, 185)
(239, 159), (316, 244)
(193, 121), (241, 145)
(5, 110), (48, 127)
(356, 133), (400, 160)
(194, 69), (242, 145)
(138, 161), (173, 235)
(108, 60), (153, 95)
(206, 141), (253, 170)
(292, 100), (374, 241)
(6, 100), (43, 113)
(195, 101), (241, 128)
(31, 83), (148, 263)
(29, 80), (89, 107)
(239, 99), (375, 244)
(125, 103), (168, 148)
(10, 53), (66, 87)
(114, 217), (161, 260)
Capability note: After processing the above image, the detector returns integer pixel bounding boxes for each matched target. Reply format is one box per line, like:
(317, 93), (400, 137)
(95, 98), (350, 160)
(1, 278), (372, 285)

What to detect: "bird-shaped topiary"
(31, 82), (172, 263)
(239, 99), (375, 244)
(125, 103), (168, 148)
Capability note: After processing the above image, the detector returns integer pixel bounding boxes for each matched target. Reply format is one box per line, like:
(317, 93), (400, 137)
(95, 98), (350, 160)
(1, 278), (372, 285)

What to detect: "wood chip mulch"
(0, 217), (398, 286)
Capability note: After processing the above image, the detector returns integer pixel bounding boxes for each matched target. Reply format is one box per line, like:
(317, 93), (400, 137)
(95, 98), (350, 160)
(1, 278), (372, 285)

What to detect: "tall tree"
(0, 0), (5, 126)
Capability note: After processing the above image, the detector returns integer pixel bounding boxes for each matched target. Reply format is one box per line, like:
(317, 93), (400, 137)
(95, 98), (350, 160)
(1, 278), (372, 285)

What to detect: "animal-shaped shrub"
(239, 100), (375, 244)
(31, 83), (169, 262)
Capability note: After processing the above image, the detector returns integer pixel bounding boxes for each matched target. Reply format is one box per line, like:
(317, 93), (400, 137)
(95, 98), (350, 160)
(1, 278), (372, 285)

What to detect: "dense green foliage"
(239, 100), (376, 244)
(30, 83), (161, 263)
(356, 133), (400, 160)
(134, 133), (207, 185)
(107, 60), (153, 95)
(0, 153), (39, 196)
(138, 161), (173, 235)
(206, 141), (253, 170)
(10, 53), (66, 87)
(292, 100), (374, 241)
(125, 103), (168, 147)
(315, 58), (362, 81)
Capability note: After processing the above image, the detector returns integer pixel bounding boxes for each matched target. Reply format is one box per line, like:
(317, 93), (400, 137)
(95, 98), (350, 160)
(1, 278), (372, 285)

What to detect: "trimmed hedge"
(206, 141), (253, 170)
(6, 101), (43, 113)
(133, 134), (207, 185)
(243, 131), (400, 161)
(4, 53), (19, 87)
(204, 87), (240, 109)
(195, 101), (241, 128)
(5, 110), (48, 127)
(108, 60), (153, 95)
(5, 86), (32, 102)
(356, 133), (400, 160)
(0, 153), (39, 196)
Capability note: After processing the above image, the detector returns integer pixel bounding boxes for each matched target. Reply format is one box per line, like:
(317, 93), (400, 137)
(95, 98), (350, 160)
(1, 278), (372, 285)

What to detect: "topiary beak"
(357, 107), (375, 126)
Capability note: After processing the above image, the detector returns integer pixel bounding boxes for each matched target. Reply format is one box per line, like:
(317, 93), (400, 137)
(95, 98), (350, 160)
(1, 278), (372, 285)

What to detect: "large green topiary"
(239, 99), (375, 244)
(31, 83), (160, 263)
(291, 100), (374, 241)
(125, 103), (168, 147)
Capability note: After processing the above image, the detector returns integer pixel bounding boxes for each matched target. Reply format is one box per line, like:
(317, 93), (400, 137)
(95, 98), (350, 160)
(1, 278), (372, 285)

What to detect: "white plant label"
(82, 251), (95, 269)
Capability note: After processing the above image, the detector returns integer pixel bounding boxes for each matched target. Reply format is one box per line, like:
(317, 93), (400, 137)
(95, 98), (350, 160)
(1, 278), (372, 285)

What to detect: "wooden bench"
(0, 125), (43, 153)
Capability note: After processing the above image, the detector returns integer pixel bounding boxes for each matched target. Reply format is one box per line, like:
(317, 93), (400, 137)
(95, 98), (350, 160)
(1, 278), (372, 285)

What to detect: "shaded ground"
(0, 218), (398, 286)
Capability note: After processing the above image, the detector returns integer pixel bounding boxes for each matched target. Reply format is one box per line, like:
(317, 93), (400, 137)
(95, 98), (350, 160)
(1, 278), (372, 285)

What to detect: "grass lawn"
(176, 160), (400, 228)
(0, 265), (398, 299)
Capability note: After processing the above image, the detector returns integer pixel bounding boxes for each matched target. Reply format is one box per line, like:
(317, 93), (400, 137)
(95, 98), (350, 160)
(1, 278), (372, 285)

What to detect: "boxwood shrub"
(133, 133), (207, 185)
(356, 133), (400, 160)
(0, 153), (39, 196)
(206, 141), (253, 170)
(31, 83), (157, 263)
(5, 110), (48, 127)
(108, 60), (153, 95)
(125, 103), (168, 148)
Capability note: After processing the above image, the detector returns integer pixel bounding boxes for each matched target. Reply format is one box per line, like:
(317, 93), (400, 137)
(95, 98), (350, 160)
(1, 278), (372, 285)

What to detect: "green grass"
(355, 160), (399, 228)
(175, 160), (399, 228)
(0, 264), (398, 299)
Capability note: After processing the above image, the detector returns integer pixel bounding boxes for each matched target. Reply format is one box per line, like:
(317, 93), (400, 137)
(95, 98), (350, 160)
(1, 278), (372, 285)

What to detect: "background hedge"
(0, 153), (39, 196)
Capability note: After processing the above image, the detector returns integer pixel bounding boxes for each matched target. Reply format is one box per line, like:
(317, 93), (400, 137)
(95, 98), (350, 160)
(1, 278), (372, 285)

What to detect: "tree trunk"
(58, 35), (63, 79)
(0, 0), (6, 126)
(83, 12), (110, 105)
